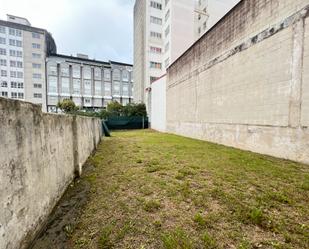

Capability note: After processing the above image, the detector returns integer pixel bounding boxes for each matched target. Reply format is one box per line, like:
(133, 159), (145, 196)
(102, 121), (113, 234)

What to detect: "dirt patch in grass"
(33, 130), (309, 249)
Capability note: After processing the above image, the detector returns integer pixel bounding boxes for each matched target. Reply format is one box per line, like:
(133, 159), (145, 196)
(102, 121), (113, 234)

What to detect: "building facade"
(133, 0), (241, 109)
(0, 15), (56, 112)
(46, 54), (133, 112)
(133, 0), (197, 112)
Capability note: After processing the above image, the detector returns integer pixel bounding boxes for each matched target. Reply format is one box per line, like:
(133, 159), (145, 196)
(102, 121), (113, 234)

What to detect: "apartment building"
(134, 0), (241, 108)
(133, 0), (196, 111)
(195, 0), (242, 40)
(46, 54), (133, 112)
(0, 15), (56, 111)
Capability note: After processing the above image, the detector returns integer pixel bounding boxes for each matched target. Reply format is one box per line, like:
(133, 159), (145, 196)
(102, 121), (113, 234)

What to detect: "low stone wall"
(0, 98), (102, 249)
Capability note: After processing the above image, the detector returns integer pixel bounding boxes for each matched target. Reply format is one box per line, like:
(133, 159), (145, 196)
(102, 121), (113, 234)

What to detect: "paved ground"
(31, 130), (309, 249)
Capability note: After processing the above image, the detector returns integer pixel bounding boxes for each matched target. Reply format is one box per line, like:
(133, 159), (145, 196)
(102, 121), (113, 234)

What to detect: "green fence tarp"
(105, 116), (149, 130)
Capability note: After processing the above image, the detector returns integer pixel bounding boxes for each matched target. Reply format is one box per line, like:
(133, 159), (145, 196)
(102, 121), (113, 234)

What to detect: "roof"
(49, 53), (111, 66)
(0, 19), (47, 34)
(109, 60), (133, 67)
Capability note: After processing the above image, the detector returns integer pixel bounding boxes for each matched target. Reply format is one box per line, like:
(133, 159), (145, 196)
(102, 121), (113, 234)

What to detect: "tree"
(57, 99), (78, 113)
(106, 101), (123, 116)
(123, 103), (147, 117)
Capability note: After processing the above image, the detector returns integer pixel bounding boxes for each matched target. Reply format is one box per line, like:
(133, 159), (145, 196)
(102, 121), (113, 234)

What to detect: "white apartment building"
(46, 54), (133, 112)
(0, 15), (56, 112)
(134, 0), (241, 110)
(195, 0), (242, 39)
(133, 0), (196, 112)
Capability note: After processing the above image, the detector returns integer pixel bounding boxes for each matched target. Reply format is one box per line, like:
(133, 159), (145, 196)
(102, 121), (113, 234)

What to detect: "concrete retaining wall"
(166, 0), (309, 164)
(151, 76), (167, 132)
(0, 98), (102, 249)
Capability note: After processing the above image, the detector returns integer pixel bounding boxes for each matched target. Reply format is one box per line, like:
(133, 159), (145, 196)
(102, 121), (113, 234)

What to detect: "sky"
(0, 0), (240, 64)
(0, 0), (135, 64)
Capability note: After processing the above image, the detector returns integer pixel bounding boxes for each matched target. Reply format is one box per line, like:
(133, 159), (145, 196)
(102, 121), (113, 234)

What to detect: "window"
(9, 28), (15, 36)
(17, 72), (23, 78)
(61, 77), (70, 94)
(150, 46), (162, 54)
(17, 51), (22, 57)
(95, 81), (101, 95)
(10, 50), (16, 57)
(150, 31), (162, 39)
(150, 1), (162, 10)
(16, 30), (22, 37)
(94, 68), (101, 80)
(83, 67), (91, 79)
(122, 83), (129, 96)
(165, 9), (170, 22)
(150, 61), (162, 69)
(165, 25), (170, 37)
(34, 93), (42, 98)
(113, 69), (121, 81)
(9, 39), (15, 46)
(11, 81), (17, 88)
(0, 48), (6, 55)
(32, 32), (41, 39)
(0, 26), (5, 34)
(72, 65), (80, 78)
(0, 37), (6, 44)
(32, 63), (41, 69)
(150, 16), (162, 25)
(48, 65), (57, 75)
(10, 60), (16, 67)
(0, 59), (7, 66)
(1, 70), (7, 77)
(32, 53), (41, 59)
(84, 80), (91, 95)
(11, 92), (18, 99)
(203, 21), (207, 30)
(32, 43), (41, 49)
(61, 65), (70, 77)
(73, 79), (81, 94)
(104, 83), (111, 96)
(18, 92), (24, 99)
(17, 62), (22, 68)
(48, 76), (57, 93)
(34, 83), (42, 88)
(16, 40), (22, 47)
(10, 81), (23, 89)
(104, 69), (111, 81)
(1, 81), (8, 87)
(33, 73), (42, 79)
(113, 81), (120, 95)
(122, 70), (129, 81)
(1, 91), (8, 97)
(10, 71), (16, 78)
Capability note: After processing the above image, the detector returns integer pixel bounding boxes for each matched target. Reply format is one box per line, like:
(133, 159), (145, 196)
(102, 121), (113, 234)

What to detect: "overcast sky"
(0, 0), (240, 64)
(0, 0), (135, 63)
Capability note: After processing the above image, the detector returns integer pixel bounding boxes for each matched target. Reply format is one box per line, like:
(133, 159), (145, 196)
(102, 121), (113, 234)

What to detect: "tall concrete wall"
(0, 98), (102, 249)
(166, 0), (309, 164)
(151, 76), (167, 132)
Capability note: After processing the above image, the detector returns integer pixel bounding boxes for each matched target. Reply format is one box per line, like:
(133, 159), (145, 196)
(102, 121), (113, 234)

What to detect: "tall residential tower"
(133, 0), (241, 110)
(0, 15), (56, 111)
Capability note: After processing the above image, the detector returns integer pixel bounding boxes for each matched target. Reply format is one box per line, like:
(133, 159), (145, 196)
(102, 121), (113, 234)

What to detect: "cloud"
(0, 0), (135, 63)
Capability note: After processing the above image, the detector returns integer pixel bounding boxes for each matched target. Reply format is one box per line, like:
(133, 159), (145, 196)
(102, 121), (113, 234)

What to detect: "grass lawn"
(71, 130), (309, 249)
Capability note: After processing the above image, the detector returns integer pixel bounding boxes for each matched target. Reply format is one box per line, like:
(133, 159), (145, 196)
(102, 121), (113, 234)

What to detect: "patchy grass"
(70, 130), (309, 249)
